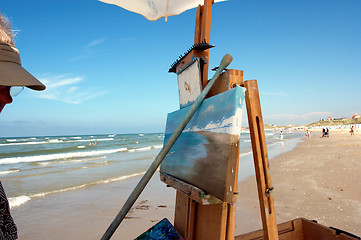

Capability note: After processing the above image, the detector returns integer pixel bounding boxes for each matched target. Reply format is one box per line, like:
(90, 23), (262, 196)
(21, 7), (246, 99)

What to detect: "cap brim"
(0, 62), (45, 91)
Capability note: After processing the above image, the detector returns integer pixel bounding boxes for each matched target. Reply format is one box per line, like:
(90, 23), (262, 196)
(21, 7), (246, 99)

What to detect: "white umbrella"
(99, 0), (227, 21)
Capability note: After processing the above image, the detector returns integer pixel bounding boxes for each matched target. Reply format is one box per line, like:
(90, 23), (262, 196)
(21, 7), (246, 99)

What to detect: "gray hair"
(0, 13), (15, 46)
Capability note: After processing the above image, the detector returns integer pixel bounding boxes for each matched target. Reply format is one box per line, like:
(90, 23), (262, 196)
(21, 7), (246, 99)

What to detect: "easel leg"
(174, 191), (235, 240)
(244, 80), (279, 240)
(174, 191), (196, 239)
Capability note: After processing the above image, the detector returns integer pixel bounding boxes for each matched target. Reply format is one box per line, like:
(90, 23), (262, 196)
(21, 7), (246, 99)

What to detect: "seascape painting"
(160, 87), (245, 202)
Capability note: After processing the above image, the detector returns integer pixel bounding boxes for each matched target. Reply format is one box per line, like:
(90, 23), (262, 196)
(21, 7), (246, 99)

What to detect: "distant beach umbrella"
(99, 0), (227, 21)
(351, 114), (360, 119)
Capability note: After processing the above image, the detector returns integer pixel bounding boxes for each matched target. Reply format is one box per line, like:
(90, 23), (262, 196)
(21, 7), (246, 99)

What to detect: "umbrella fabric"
(99, 0), (227, 21)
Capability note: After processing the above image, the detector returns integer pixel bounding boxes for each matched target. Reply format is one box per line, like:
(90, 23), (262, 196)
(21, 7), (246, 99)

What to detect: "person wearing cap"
(0, 13), (45, 239)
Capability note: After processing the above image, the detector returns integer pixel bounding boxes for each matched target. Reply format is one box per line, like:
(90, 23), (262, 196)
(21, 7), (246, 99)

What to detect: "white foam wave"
(0, 169), (20, 175)
(77, 145), (86, 149)
(128, 146), (151, 152)
(97, 171), (145, 184)
(239, 151), (253, 157)
(94, 138), (114, 141)
(267, 142), (282, 147)
(9, 196), (31, 209)
(70, 136), (82, 139)
(0, 148), (127, 165)
(8, 171), (145, 209)
(48, 139), (63, 143)
(0, 141), (48, 146)
(128, 144), (162, 152)
(67, 138), (114, 143)
(6, 139), (17, 142)
(1, 137), (113, 146)
(37, 156), (106, 165)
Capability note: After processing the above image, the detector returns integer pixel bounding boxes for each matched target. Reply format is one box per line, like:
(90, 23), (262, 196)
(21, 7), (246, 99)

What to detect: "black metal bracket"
(169, 39), (215, 73)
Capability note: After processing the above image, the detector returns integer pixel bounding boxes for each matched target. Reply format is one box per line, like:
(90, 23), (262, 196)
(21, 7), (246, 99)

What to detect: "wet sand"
(11, 130), (361, 239)
(237, 129), (361, 237)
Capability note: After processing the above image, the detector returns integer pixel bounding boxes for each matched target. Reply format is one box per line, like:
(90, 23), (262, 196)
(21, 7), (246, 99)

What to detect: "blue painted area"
(163, 132), (208, 177)
(165, 86), (245, 135)
(135, 218), (183, 240)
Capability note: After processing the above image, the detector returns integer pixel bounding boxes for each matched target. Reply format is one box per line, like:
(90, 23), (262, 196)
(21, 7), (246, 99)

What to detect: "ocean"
(0, 130), (304, 209)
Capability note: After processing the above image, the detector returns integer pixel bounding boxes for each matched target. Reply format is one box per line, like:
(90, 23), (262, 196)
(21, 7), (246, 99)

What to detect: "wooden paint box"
(235, 218), (360, 240)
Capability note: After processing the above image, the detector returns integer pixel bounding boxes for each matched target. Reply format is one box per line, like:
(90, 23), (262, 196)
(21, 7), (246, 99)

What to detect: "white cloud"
(86, 38), (106, 48)
(36, 74), (108, 104)
(69, 38), (107, 62)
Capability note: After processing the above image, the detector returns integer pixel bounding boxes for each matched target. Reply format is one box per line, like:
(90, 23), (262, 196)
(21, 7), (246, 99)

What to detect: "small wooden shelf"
(160, 172), (223, 205)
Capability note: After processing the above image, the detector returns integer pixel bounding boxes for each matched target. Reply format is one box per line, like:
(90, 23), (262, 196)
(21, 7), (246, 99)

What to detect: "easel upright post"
(194, 0), (213, 89)
(244, 80), (279, 240)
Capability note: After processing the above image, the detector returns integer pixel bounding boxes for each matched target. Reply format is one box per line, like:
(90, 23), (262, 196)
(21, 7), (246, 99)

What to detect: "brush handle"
(100, 54), (233, 240)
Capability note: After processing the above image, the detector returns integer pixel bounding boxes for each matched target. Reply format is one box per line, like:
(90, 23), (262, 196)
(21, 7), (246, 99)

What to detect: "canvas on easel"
(160, 86), (245, 202)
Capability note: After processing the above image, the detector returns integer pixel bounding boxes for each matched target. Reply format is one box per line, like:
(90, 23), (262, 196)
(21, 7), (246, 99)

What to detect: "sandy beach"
(11, 129), (361, 239)
(238, 129), (361, 237)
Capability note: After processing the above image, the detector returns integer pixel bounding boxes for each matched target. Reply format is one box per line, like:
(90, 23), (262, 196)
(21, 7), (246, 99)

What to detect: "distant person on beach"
(305, 129), (310, 138)
(280, 130), (283, 140)
(0, 13), (45, 239)
(326, 128), (329, 137)
(322, 128), (326, 138)
(350, 126), (354, 136)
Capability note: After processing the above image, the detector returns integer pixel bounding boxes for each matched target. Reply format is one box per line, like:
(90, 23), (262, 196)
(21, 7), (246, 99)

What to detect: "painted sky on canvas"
(1, 0), (360, 137)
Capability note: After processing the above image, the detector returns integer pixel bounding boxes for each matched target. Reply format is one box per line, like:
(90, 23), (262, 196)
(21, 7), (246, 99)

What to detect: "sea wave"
(0, 141), (48, 146)
(0, 148), (127, 165)
(128, 146), (151, 152)
(35, 156), (107, 166)
(8, 196), (31, 209)
(239, 151), (253, 157)
(127, 144), (163, 152)
(67, 138), (114, 143)
(47, 139), (63, 143)
(8, 171), (146, 209)
(0, 138), (115, 147)
(0, 169), (20, 175)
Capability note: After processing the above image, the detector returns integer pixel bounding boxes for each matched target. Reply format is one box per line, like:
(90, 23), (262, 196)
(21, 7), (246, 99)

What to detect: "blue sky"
(1, 0), (360, 137)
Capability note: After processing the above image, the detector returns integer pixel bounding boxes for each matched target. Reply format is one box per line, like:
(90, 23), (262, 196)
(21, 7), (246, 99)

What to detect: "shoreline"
(10, 135), (302, 239)
(8, 129), (360, 238)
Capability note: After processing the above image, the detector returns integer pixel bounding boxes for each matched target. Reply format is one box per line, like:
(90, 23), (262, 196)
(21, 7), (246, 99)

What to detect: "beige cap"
(0, 43), (45, 90)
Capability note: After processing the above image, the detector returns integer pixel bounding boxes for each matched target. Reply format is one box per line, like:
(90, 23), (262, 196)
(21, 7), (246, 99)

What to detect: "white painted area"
(184, 107), (244, 135)
(177, 59), (202, 108)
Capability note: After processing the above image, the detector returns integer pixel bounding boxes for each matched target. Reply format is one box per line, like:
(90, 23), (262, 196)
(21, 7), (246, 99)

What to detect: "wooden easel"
(161, 1), (279, 239)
